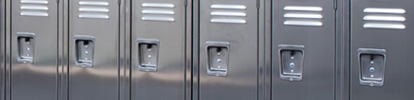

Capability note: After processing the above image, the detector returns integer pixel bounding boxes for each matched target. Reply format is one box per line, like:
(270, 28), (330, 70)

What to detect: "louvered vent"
(141, 3), (175, 22)
(20, 0), (49, 17)
(210, 4), (247, 24)
(283, 6), (323, 27)
(363, 8), (406, 29)
(78, 1), (110, 19)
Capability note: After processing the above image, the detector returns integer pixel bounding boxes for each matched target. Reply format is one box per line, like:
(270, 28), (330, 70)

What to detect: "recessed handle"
(358, 48), (386, 87)
(137, 39), (160, 72)
(278, 44), (305, 82)
(206, 41), (230, 77)
(17, 32), (36, 64)
(74, 35), (95, 68)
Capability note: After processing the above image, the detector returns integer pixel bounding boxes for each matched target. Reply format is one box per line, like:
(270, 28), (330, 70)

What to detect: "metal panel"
(272, 0), (335, 100)
(68, 0), (119, 100)
(0, 0), (5, 100)
(198, 0), (259, 100)
(350, 0), (414, 99)
(131, 0), (186, 99)
(10, 0), (58, 100)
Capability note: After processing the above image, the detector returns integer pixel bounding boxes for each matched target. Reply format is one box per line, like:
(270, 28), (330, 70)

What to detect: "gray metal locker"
(68, 0), (120, 100)
(272, 0), (335, 100)
(10, 0), (59, 100)
(131, 0), (187, 100)
(350, 0), (414, 100)
(197, 0), (261, 100)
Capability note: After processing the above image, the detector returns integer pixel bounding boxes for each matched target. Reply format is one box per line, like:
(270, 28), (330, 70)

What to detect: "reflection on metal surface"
(363, 23), (406, 29)
(283, 6), (323, 27)
(283, 6), (323, 12)
(363, 8), (406, 14)
(20, 0), (49, 17)
(78, 1), (110, 19)
(141, 3), (175, 22)
(210, 4), (247, 24)
(284, 20), (323, 26)
(363, 8), (406, 30)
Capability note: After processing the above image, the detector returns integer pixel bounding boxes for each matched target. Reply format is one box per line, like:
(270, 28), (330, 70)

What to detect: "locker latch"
(137, 39), (160, 72)
(74, 35), (95, 68)
(17, 32), (36, 64)
(206, 41), (230, 77)
(358, 48), (386, 87)
(278, 44), (305, 81)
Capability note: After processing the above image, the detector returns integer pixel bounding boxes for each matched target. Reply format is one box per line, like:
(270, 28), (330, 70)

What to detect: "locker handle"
(206, 41), (230, 77)
(16, 32), (36, 64)
(74, 35), (95, 68)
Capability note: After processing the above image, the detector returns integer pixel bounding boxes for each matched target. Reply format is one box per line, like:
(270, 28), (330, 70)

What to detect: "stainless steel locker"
(272, 0), (335, 100)
(68, 0), (120, 100)
(350, 0), (414, 99)
(10, 0), (59, 100)
(131, 0), (187, 100)
(197, 0), (260, 99)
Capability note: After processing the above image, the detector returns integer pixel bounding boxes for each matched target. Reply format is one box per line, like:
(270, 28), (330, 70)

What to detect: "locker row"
(0, 0), (413, 100)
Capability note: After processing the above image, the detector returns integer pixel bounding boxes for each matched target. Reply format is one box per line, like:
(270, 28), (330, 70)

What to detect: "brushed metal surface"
(198, 0), (259, 100)
(350, 0), (414, 100)
(131, 0), (186, 99)
(68, 0), (120, 100)
(10, 0), (58, 100)
(272, 0), (335, 100)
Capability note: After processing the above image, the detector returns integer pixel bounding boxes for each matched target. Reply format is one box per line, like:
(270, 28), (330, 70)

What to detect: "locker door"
(198, 0), (259, 100)
(272, 0), (335, 100)
(350, 0), (414, 100)
(10, 0), (58, 100)
(131, 0), (186, 100)
(68, 0), (120, 100)
(0, 0), (5, 100)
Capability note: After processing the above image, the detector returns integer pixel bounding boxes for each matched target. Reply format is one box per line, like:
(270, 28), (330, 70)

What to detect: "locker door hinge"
(184, 0), (188, 7)
(333, 0), (337, 11)
(256, 0), (260, 8)
(56, 0), (59, 4)
(118, 0), (121, 6)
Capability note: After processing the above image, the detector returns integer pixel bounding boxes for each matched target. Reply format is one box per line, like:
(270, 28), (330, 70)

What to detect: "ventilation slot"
(210, 4), (247, 24)
(78, 1), (110, 19)
(363, 8), (406, 30)
(141, 3), (175, 22)
(283, 6), (323, 27)
(20, 0), (49, 17)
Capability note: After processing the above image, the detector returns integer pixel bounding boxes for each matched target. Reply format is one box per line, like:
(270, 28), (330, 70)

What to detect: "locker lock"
(358, 48), (386, 87)
(137, 39), (160, 72)
(74, 35), (95, 68)
(206, 41), (229, 77)
(17, 32), (36, 64)
(278, 44), (305, 81)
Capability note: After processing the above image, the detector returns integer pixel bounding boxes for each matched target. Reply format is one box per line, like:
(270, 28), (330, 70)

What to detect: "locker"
(272, 0), (335, 99)
(131, 0), (187, 100)
(350, 0), (414, 100)
(10, 0), (59, 100)
(68, 0), (120, 100)
(197, 0), (261, 100)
